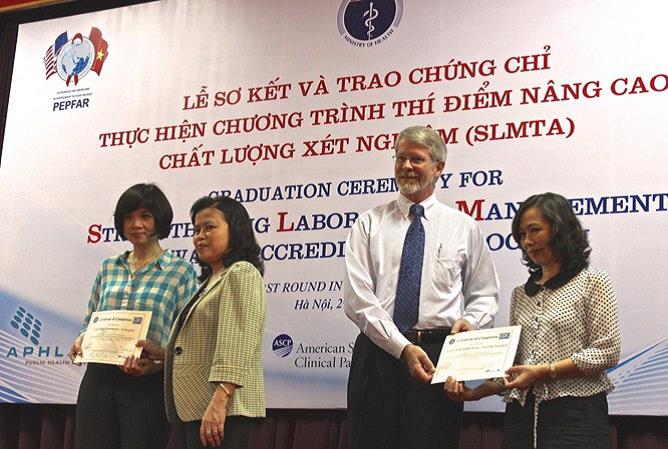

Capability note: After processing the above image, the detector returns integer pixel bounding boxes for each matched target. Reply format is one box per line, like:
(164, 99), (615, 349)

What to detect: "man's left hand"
(401, 344), (435, 383)
(451, 318), (474, 334)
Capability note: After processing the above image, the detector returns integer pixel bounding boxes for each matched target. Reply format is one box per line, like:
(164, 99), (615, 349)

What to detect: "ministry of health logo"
(337, 0), (403, 48)
(43, 27), (109, 86)
(9, 306), (42, 345)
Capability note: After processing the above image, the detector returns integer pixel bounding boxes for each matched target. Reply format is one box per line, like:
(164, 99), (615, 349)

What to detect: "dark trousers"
(347, 333), (463, 449)
(75, 363), (169, 449)
(503, 391), (612, 449)
(182, 416), (261, 449)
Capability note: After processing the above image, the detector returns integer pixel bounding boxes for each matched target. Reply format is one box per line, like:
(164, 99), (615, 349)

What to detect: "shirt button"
(174, 346), (182, 355)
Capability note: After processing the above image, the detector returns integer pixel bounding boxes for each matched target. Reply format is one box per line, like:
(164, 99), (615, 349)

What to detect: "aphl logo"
(6, 306), (65, 358)
(272, 334), (294, 358)
(10, 306), (41, 345)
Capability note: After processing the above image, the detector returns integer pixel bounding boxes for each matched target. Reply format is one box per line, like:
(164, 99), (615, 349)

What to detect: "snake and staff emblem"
(337, 0), (403, 47)
(363, 2), (379, 39)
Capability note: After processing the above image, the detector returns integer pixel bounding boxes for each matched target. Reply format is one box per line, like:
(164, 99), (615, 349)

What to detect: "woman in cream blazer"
(139, 195), (267, 449)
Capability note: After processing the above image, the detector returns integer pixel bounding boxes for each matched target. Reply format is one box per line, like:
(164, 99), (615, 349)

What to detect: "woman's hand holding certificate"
(74, 310), (152, 365)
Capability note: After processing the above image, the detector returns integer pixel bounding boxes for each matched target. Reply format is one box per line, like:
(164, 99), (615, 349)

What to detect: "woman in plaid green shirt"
(69, 183), (198, 449)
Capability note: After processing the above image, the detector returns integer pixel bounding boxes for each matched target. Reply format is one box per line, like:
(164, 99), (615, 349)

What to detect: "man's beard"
(396, 173), (433, 196)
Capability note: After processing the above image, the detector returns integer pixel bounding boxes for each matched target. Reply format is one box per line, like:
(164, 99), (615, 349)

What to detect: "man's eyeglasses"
(393, 155), (433, 166)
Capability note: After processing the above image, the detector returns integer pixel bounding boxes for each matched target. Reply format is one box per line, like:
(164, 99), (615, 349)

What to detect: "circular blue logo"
(338, 0), (403, 47)
(56, 36), (94, 82)
(272, 334), (294, 358)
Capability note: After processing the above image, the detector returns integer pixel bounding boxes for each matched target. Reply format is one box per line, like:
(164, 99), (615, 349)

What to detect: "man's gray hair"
(394, 126), (447, 162)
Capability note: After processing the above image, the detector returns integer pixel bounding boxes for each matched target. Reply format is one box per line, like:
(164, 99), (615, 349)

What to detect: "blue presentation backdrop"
(1, 0), (667, 414)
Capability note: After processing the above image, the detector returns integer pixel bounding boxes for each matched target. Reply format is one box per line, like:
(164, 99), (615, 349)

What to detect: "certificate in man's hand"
(431, 325), (521, 383)
(75, 310), (152, 365)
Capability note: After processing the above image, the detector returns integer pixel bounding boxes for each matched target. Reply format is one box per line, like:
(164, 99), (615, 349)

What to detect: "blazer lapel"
(181, 274), (224, 327)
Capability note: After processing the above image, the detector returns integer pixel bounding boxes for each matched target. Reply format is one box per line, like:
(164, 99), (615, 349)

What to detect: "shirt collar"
(523, 267), (582, 296)
(117, 249), (172, 271)
(155, 250), (173, 270)
(397, 192), (437, 220)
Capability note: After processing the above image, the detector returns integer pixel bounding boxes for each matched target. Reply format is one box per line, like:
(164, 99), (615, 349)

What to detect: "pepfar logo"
(9, 306), (42, 345)
(337, 0), (403, 48)
(272, 334), (294, 358)
(43, 27), (109, 87)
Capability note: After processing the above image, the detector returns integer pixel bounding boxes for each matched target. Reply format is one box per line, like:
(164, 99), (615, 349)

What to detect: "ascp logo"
(272, 334), (294, 358)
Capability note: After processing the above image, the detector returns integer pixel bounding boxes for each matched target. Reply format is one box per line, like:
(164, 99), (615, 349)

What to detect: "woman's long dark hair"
(190, 195), (264, 281)
(511, 192), (590, 274)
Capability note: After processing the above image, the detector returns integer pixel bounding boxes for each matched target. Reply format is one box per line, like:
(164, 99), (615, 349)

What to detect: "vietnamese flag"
(89, 27), (108, 75)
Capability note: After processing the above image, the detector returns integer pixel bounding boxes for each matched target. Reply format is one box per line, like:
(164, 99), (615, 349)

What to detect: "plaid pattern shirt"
(80, 250), (199, 347)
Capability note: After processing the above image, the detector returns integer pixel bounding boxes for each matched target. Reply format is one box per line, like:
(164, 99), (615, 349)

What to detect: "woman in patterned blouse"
(445, 192), (621, 449)
(68, 183), (199, 449)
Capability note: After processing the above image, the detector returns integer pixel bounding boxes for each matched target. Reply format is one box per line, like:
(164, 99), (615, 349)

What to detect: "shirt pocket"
(432, 247), (463, 288)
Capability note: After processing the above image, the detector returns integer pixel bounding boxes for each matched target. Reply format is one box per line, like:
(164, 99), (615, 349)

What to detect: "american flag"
(42, 32), (68, 80)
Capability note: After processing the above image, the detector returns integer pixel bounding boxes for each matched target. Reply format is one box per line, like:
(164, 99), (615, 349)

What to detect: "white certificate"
(75, 310), (152, 365)
(431, 325), (521, 383)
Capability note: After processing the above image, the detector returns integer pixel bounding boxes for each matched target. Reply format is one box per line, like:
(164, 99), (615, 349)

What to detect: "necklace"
(128, 249), (164, 273)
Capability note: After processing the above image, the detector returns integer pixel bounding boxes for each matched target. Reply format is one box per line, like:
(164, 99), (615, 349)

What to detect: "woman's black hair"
(511, 192), (591, 274)
(190, 195), (264, 281)
(114, 183), (173, 240)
